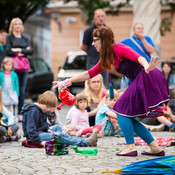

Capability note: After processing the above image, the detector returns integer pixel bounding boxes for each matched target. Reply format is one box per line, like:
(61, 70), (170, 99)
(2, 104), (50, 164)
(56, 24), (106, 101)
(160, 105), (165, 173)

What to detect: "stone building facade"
(46, 4), (175, 76)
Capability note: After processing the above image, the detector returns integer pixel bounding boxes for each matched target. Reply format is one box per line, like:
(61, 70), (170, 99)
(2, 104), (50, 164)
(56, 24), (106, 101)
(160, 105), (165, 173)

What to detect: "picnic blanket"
(116, 138), (175, 147)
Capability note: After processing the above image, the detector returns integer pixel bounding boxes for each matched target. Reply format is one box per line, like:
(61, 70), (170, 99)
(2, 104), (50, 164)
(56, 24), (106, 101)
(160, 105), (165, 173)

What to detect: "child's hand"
(48, 129), (52, 133)
(41, 141), (46, 147)
(67, 130), (72, 135)
(7, 128), (12, 136)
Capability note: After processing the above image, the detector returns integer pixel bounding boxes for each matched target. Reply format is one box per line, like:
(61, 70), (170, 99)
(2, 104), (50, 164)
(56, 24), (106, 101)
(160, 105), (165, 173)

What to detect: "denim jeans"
(17, 71), (28, 114)
(39, 125), (89, 146)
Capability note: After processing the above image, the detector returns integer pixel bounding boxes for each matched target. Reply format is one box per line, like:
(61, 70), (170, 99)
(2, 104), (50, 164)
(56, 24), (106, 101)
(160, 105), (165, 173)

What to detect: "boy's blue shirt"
(21, 103), (49, 144)
(95, 104), (111, 125)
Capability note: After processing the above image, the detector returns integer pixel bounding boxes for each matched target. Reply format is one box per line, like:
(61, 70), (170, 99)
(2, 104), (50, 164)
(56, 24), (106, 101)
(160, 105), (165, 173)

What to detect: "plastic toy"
(72, 146), (98, 156)
(57, 88), (76, 110)
(109, 83), (114, 99)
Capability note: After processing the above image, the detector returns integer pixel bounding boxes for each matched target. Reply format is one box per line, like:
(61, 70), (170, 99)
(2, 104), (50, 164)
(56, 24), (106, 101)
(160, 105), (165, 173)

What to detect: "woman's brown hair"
(162, 62), (174, 74)
(37, 91), (58, 108)
(93, 26), (114, 70)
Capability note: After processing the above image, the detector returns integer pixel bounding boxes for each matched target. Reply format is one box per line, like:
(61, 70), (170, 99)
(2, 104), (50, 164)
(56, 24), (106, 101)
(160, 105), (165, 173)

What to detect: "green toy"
(72, 146), (98, 156)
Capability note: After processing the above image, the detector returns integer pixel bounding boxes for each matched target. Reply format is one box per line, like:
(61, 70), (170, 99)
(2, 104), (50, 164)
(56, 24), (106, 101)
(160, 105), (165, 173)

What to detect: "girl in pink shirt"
(66, 93), (102, 137)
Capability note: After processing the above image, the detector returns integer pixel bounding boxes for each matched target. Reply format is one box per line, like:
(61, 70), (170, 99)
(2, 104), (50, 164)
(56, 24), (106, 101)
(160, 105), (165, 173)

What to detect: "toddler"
(95, 89), (124, 136)
(0, 57), (19, 115)
(66, 93), (103, 137)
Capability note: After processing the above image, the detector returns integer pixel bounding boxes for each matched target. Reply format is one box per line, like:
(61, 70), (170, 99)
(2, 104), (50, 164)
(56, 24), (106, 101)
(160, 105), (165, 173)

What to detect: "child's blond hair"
(37, 91), (58, 108)
(74, 93), (88, 109)
(1, 57), (14, 70)
(105, 89), (120, 101)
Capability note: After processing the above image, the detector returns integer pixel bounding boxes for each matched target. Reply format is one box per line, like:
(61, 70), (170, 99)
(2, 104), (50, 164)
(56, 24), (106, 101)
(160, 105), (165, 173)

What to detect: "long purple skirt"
(113, 68), (169, 117)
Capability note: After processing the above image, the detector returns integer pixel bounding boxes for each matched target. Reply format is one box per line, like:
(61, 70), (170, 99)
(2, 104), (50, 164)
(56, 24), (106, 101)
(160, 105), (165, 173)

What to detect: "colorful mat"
(116, 138), (175, 147)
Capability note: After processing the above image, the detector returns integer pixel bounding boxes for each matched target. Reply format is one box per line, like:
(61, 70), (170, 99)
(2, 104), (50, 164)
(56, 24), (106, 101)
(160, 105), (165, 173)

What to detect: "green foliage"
(64, 0), (131, 25)
(160, 18), (171, 36)
(0, 0), (49, 30)
(65, 0), (174, 36)
(79, 0), (110, 25)
(160, 1), (175, 36)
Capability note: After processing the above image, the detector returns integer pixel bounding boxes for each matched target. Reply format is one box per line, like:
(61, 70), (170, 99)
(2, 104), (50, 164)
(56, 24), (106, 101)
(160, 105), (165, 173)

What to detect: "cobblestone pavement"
(0, 104), (175, 175)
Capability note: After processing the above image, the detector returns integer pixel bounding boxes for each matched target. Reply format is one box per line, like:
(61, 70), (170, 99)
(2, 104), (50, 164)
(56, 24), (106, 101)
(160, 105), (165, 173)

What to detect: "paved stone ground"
(0, 102), (175, 175)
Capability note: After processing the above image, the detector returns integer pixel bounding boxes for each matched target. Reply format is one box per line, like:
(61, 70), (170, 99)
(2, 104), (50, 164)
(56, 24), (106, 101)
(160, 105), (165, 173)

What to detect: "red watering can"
(57, 88), (76, 110)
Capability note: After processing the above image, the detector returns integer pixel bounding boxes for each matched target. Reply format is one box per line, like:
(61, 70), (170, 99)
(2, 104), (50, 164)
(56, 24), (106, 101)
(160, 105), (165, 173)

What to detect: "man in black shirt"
(81, 9), (109, 88)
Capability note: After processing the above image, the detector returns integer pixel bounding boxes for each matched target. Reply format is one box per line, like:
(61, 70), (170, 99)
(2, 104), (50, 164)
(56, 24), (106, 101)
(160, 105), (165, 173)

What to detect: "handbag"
(45, 135), (69, 156)
(11, 56), (30, 72)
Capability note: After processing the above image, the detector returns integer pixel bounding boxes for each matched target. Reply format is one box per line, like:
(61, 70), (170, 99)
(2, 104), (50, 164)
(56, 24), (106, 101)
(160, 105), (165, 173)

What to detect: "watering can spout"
(57, 102), (66, 110)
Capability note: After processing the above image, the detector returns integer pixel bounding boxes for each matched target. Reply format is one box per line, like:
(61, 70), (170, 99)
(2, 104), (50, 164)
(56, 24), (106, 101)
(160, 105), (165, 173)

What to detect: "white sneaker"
(150, 124), (165, 132)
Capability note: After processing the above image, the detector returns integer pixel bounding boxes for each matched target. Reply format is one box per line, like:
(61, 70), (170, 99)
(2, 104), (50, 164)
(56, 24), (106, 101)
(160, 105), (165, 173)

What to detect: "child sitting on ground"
(95, 89), (124, 136)
(0, 89), (20, 143)
(66, 93), (103, 137)
(139, 103), (175, 132)
(21, 91), (98, 147)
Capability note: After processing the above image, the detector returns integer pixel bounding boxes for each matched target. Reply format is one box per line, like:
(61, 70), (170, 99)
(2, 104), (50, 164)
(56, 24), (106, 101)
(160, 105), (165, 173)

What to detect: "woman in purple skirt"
(53, 26), (169, 157)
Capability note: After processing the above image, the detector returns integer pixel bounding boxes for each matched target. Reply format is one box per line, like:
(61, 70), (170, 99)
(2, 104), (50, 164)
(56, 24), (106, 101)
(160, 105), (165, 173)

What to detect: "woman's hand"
(52, 79), (72, 92)
(11, 48), (22, 53)
(145, 56), (160, 74)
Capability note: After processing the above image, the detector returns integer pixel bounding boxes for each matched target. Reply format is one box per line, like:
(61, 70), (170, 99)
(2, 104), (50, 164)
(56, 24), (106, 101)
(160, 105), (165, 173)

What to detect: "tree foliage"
(0, 0), (49, 30)
(65, 0), (130, 25)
